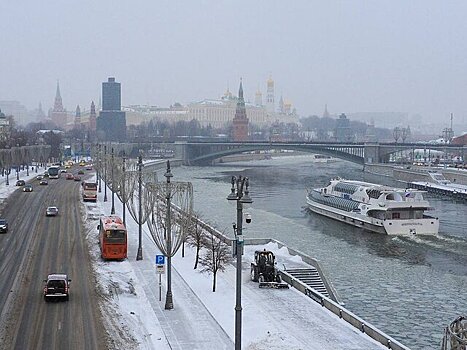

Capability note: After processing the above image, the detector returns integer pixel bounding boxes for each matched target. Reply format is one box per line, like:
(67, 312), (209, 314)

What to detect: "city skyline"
(1, 1), (467, 126)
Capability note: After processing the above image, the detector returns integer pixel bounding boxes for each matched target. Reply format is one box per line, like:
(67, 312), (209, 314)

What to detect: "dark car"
(40, 179), (48, 185)
(0, 219), (8, 233)
(43, 274), (71, 301)
(78, 170), (85, 175)
(74, 175), (81, 182)
(16, 180), (25, 186)
(23, 184), (33, 192)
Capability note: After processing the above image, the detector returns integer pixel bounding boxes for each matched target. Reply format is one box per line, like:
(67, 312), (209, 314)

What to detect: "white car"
(46, 206), (59, 217)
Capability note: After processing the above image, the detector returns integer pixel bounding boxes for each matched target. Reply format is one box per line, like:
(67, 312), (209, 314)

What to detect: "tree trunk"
(194, 245), (200, 269)
(212, 271), (216, 292)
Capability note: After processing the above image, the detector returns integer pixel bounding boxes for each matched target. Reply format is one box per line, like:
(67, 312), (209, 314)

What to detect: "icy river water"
(170, 155), (467, 350)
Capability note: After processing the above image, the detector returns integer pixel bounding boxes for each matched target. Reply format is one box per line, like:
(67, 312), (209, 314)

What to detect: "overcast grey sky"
(1, 0), (466, 125)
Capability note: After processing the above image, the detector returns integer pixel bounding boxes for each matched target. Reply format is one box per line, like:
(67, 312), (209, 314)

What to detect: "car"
(74, 175), (81, 182)
(36, 174), (44, 180)
(16, 180), (25, 186)
(60, 169), (67, 173)
(86, 164), (93, 170)
(46, 206), (59, 216)
(23, 184), (33, 192)
(78, 169), (85, 175)
(0, 219), (8, 233)
(40, 179), (48, 185)
(43, 274), (71, 301)
(66, 173), (74, 180)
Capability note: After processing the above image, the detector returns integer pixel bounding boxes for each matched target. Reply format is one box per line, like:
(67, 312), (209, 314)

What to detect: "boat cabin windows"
(367, 189), (382, 199)
(386, 209), (424, 220)
(367, 210), (385, 220)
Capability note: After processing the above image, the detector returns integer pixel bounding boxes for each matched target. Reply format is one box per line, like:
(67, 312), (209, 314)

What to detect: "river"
(169, 155), (467, 350)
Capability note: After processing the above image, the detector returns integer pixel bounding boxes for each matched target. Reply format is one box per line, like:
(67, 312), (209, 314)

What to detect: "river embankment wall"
(365, 163), (467, 185)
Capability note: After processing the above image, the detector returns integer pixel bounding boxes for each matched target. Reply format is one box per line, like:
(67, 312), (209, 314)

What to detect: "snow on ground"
(0, 166), (388, 349)
(80, 173), (387, 350)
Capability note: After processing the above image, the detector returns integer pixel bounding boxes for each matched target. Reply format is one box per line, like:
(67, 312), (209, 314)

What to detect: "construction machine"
(250, 250), (289, 289)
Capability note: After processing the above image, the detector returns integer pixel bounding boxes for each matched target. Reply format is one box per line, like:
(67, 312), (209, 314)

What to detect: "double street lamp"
(227, 175), (253, 350)
(104, 145), (107, 202)
(111, 147), (115, 215)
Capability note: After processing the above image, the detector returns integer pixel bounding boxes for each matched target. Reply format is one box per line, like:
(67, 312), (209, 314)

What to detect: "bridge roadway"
(0, 171), (107, 350)
(86, 140), (466, 166)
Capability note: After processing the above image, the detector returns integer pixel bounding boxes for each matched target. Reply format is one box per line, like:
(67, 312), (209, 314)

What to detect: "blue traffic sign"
(156, 255), (165, 265)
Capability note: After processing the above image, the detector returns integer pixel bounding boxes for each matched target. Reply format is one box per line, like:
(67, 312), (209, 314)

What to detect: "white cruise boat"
(306, 179), (439, 235)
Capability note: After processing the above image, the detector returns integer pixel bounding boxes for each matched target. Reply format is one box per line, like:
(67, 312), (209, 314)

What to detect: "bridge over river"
(86, 141), (467, 166)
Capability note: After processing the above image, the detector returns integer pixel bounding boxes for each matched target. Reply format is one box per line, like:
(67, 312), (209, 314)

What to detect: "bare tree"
(199, 233), (231, 292)
(186, 213), (206, 269)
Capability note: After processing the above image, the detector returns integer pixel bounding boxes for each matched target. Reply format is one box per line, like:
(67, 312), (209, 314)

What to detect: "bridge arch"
(184, 143), (365, 166)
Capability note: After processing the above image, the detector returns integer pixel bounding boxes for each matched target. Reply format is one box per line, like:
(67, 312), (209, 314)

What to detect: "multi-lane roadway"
(0, 170), (107, 350)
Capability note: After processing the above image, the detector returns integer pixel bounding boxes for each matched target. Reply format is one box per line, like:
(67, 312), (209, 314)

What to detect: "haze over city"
(1, 0), (467, 127)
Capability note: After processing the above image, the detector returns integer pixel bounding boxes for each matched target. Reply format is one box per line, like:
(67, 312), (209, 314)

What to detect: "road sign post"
(156, 255), (166, 302)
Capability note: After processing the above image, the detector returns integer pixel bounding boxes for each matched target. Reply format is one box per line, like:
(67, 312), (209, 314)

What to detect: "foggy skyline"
(1, 1), (467, 126)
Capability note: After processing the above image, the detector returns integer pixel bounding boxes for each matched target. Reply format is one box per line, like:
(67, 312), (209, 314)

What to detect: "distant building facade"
(0, 109), (11, 143)
(97, 77), (126, 141)
(123, 76), (298, 130)
(451, 133), (467, 146)
(335, 113), (354, 142)
(0, 101), (28, 125)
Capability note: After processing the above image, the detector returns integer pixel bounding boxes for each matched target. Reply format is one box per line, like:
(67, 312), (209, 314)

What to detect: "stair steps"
(284, 267), (329, 297)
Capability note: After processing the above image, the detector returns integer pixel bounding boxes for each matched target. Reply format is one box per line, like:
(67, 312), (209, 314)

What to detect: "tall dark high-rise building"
(97, 77), (126, 141)
(102, 77), (121, 111)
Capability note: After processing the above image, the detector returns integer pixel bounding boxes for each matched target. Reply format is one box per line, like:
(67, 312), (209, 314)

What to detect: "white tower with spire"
(266, 75), (275, 114)
(254, 86), (263, 106)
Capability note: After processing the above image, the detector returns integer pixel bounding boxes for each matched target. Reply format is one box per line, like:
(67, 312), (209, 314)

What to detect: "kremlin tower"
(50, 81), (67, 128)
(232, 79), (249, 141)
(74, 105), (81, 128)
(89, 101), (97, 131)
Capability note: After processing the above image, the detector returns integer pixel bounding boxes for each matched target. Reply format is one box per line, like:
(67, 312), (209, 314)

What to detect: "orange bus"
(82, 181), (97, 202)
(98, 216), (127, 260)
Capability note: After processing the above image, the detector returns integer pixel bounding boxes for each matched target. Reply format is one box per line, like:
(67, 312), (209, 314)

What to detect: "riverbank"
(364, 163), (467, 185)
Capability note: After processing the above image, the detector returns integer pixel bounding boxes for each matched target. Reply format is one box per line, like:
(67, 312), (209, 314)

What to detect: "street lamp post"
(98, 144), (102, 193)
(227, 175), (253, 350)
(104, 145), (107, 202)
(164, 163), (174, 309)
(136, 154), (143, 261)
(122, 154), (126, 225)
(111, 147), (115, 215)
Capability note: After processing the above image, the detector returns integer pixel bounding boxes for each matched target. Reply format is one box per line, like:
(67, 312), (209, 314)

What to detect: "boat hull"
(307, 197), (439, 236)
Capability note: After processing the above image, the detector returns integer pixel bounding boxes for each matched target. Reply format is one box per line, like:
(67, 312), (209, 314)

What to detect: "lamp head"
(227, 176), (237, 201)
